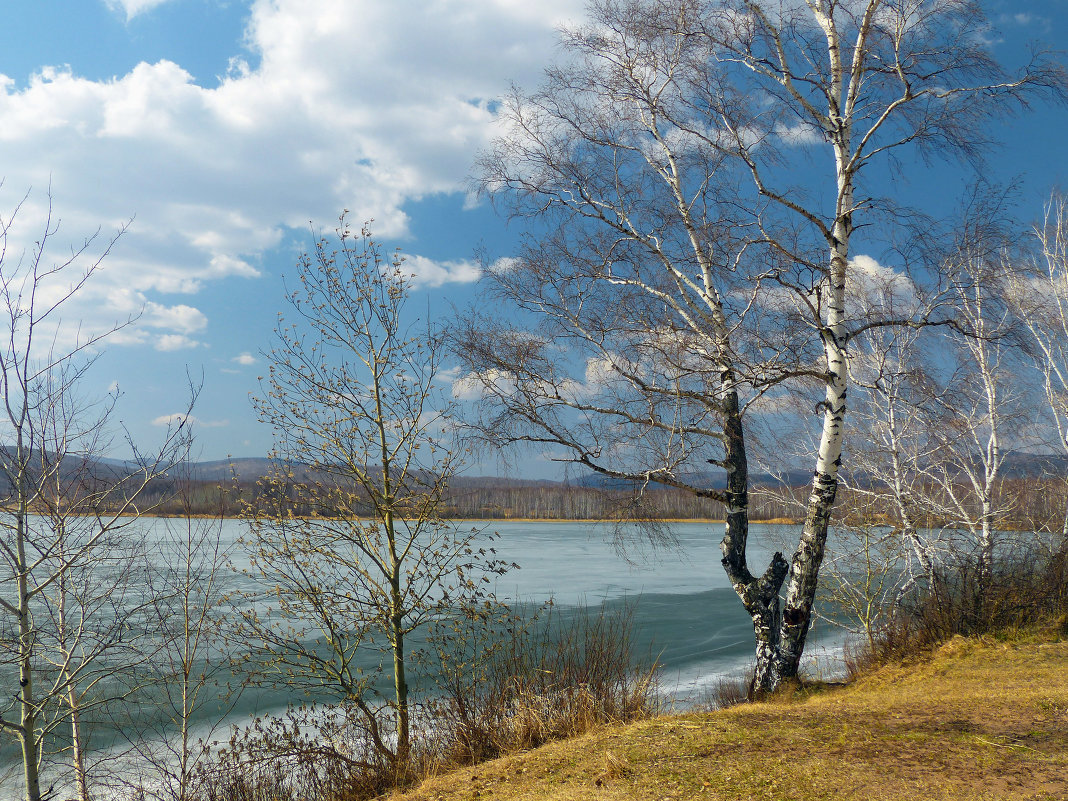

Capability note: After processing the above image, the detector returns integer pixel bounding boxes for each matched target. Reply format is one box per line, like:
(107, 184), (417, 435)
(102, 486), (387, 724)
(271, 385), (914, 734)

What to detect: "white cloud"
(774, 121), (824, 146)
(846, 254), (919, 317)
(155, 333), (202, 351)
(452, 355), (621, 404)
(233, 352), (257, 365)
(402, 255), (482, 288)
(151, 412), (229, 427)
(557, 356), (623, 400)
(105, 0), (175, 21)
(436, 365), (463, 385)
(0, 1), (578, 349)
(487, 257), (520, 275)
(401, 255), (520, 287)
(452, 368), (518, 401)
(146, 302), (208, 334)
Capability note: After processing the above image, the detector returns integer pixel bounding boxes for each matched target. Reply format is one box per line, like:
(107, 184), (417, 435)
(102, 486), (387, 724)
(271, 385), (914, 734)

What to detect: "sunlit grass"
(396, 634), (1068, 801)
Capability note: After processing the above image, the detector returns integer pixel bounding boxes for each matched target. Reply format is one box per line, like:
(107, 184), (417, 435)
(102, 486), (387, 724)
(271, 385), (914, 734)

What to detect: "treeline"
(782, 476), (1068, 534)
(126, 471), (1068, 530)
(133, 473), (788, 520)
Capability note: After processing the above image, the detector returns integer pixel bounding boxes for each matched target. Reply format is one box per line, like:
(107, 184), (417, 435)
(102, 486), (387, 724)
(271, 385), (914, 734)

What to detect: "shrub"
(191, 601), (658, 801)
(847, 537), (1068, 676)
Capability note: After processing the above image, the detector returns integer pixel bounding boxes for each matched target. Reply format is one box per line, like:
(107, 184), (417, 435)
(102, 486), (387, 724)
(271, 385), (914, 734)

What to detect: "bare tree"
(241, 217), (509, 772)
(122, 469), (239, 801)
(1015, 194), (1068, 540)
(0, 193), (194, 801)
(844, 322), (939, 597)
(818, 522), (909, 650)
(839, 198), (1033, 625)
(920, 227), (1029, 605)
(457, 0), (1064, 690)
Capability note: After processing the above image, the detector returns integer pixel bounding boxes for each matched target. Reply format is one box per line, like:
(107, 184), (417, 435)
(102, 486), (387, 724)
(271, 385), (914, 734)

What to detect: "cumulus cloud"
(774, 120), (824, 146)
(436, 365), (464, 385)
(452, 368), (519, 401)
(0, 1), (578, 348)
(402, 255), (482, 288)
(556, 356), (625, 401)
(400, 255), (518, 288)
(233, 352), (257, 365)
(452, 354), (624, 404)
(155, 333), (202, 351)
(846, 254), (919, 317)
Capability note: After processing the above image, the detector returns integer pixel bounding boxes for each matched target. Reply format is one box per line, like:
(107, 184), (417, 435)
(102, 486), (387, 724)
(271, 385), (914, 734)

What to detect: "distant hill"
(999, 452), (1068, 479)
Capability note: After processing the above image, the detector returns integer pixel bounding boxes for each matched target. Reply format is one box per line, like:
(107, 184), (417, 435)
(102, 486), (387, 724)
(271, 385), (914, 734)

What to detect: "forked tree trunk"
(718, 390), (788, 694)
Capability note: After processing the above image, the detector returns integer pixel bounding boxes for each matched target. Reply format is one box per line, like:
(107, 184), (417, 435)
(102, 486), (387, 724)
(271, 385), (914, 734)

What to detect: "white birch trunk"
(775, 139), (853, 683)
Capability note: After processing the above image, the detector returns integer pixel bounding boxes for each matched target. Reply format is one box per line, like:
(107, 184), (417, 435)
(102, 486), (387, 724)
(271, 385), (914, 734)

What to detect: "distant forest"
(129, 465), (1068, 531)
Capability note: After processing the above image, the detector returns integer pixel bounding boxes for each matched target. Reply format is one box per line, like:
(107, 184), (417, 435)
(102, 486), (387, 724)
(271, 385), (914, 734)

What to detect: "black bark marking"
(783, 606), (806, 627)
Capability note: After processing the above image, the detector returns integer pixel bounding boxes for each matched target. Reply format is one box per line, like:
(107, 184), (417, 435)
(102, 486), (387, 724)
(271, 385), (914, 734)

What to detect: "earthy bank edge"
(395, 635), (1068, 801)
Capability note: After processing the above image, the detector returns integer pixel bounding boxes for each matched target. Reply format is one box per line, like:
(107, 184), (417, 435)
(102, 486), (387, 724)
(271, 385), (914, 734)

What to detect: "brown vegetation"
(127, 471), (1068, 532)
(190, 603), (659, 801)
(397, 635), (1068, 801)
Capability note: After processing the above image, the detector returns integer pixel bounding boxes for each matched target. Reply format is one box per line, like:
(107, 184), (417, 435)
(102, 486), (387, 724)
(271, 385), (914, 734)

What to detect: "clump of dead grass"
(431, 600), (660, 762)
(705, 669), (754, 710)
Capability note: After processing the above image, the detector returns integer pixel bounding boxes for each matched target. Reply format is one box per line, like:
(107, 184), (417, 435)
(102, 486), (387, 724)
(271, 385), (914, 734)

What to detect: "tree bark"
(718, 389), (788, 693)
(776, 141), (852, 682)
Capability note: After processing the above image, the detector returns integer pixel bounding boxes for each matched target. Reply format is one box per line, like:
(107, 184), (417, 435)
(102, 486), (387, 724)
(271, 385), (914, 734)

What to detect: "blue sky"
(1, 1), (1067, 473)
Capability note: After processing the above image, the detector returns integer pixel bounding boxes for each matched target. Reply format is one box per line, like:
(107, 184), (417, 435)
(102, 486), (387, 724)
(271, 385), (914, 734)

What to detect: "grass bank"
(396, 633), (1068, 801)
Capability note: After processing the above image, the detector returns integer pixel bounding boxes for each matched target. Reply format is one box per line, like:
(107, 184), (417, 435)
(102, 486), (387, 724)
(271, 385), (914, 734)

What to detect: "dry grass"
(395, 634), (1068, 801)
(191, 602), (658, 800)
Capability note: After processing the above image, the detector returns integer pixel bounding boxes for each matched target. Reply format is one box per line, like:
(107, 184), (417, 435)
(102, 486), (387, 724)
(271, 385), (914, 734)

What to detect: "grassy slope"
(396, 635), (1068, 801)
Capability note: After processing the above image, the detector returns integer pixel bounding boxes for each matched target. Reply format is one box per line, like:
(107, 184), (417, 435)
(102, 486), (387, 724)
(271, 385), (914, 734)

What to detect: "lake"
(0, 518), (845, 799)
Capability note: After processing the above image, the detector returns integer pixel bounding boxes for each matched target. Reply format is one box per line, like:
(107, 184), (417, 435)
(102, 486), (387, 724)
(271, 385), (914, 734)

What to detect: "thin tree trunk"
(56, 519), (91, 801)
(976, 495), (995, 616)
(17, 512), (43, 801)
(68, 692), (89, 801)
(1061, 483), (1068, 544)
(388, 518), (410, 768)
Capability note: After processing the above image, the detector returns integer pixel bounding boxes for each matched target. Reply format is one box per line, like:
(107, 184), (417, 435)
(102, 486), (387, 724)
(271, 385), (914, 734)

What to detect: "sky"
(1, 0), (1067, 474)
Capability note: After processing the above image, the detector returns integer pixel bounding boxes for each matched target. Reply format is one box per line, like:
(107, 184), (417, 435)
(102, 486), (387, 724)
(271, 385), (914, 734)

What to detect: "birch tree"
(1015, 194), (1068, 540)
(458, 0), (1063, 690)
(922, 229), (1028, 606)
(0, 194), (193, 801)
(832, 196), (1028, 628)
(841, 311), (940, 602)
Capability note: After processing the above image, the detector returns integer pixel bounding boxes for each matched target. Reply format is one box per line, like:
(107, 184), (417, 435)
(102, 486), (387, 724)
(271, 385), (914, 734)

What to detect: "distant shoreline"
(22, 511), (799, 525)
(450, 516), (800, 525)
